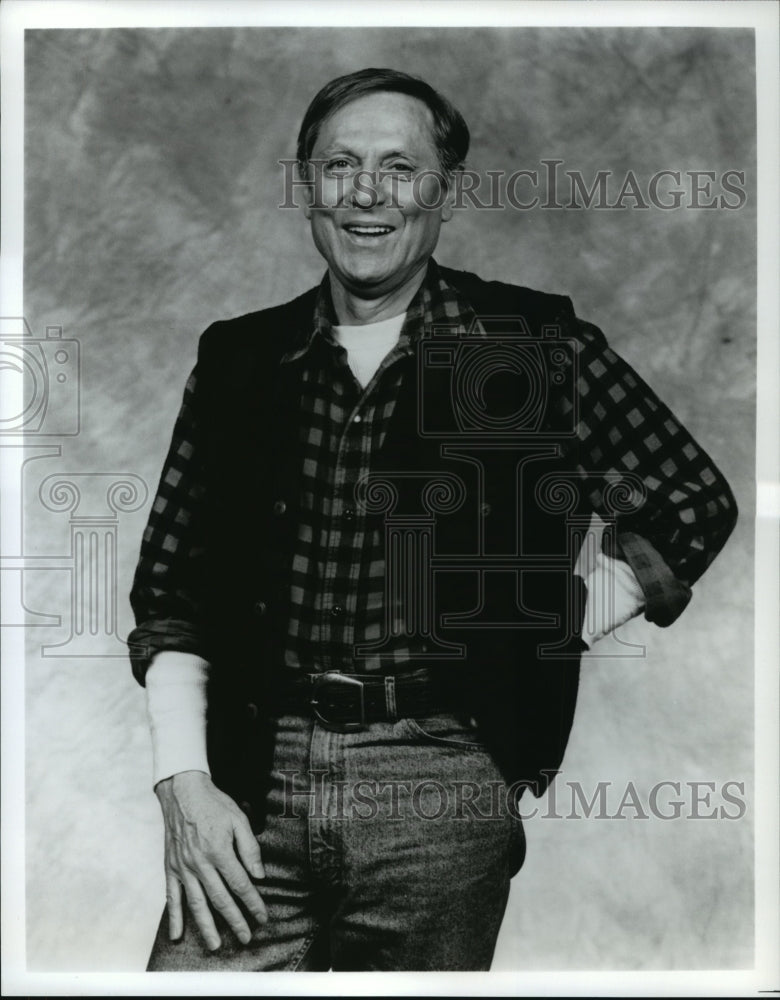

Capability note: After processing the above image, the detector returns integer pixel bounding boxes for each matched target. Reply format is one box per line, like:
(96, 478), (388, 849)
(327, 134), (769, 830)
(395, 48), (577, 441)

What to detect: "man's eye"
(325, 159), (352, 173)
(387, 163), (414, 175)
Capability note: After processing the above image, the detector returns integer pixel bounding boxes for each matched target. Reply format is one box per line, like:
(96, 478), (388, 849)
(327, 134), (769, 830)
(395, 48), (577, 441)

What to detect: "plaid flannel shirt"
(276, 265), (468, 672)
(128, 259), (737, 682)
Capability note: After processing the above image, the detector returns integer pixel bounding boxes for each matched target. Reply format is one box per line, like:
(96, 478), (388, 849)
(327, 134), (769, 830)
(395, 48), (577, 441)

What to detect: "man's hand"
(154, 770), (268, 950)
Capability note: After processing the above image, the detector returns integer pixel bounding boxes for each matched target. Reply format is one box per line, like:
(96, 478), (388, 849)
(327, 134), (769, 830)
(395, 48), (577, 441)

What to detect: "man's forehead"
(312, 91), (437, 152)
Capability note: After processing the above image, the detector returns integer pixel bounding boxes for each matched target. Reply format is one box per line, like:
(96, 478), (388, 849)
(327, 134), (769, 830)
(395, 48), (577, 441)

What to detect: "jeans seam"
(287, 926), (324, 971)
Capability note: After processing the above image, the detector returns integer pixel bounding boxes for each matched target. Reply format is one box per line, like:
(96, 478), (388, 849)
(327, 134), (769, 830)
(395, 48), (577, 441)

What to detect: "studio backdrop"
(19, 25), (755, 972)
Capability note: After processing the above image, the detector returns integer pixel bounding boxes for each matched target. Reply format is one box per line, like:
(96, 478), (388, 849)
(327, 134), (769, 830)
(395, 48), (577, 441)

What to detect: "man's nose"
(348, 169), (388, 209)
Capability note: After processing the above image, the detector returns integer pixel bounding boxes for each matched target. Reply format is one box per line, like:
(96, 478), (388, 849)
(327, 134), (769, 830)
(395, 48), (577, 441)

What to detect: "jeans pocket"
(403, 712), (488, 751)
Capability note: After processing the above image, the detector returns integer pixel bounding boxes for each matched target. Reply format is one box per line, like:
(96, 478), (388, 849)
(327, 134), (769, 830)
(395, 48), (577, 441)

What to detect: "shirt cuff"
(128, 618), (208, 687)
(610, 530), (693, 627)
(145, 650), (211, 788)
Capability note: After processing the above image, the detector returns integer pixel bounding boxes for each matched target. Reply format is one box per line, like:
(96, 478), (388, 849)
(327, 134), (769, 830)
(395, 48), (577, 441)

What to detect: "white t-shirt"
(332, 312), (406, 388)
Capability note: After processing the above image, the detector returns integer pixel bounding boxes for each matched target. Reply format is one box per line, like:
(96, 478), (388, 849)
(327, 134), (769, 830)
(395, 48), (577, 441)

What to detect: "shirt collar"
(280, 257), (478, 365)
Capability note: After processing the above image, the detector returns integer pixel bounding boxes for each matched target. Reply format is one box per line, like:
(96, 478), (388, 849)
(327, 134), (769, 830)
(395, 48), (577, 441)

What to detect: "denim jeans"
(147, 710), (526, 971)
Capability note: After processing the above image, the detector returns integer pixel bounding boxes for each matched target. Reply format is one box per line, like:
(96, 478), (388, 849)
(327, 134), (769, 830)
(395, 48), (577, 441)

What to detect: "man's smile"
(342, 222), (397, 239)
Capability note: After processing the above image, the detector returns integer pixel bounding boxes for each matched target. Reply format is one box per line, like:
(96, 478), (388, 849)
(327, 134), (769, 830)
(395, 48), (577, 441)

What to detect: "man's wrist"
(154, 768), (212, 797)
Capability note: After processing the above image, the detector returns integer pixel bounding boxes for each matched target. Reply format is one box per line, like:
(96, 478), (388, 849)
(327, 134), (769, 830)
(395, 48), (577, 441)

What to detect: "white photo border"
(2, 1), (777, 996)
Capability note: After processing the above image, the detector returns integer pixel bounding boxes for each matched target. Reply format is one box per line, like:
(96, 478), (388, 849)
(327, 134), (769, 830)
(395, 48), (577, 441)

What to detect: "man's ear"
(440, 169), (459, 223)
(298, 163), (314, 220)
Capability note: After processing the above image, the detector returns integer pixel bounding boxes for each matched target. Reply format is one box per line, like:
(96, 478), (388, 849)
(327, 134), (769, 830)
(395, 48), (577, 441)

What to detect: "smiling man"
(302, 88), (453, 316)
(128, 68), (737, 972)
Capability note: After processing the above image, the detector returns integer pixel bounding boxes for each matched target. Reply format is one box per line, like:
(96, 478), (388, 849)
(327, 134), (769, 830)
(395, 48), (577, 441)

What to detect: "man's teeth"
(345, 225), (394, 234)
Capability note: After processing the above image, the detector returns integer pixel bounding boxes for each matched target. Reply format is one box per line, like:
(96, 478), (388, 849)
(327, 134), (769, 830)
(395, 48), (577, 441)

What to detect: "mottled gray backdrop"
(22, 27), (755, 971)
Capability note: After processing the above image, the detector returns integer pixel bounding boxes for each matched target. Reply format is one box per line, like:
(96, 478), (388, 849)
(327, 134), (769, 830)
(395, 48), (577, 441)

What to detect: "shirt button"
(273, 499), (287, 516)
(253, 600), (268, 618)
(343, 507), (355, 521)
(480, 502), (492, 517)
(330, 604), (345, 619)
(353, 414), (362, 424)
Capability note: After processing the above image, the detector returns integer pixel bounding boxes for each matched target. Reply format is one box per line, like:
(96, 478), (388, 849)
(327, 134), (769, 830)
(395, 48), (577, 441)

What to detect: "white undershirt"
(332, 312), (406, 388)
(145, 650), (211, 786)
(144, 311), (646, 786)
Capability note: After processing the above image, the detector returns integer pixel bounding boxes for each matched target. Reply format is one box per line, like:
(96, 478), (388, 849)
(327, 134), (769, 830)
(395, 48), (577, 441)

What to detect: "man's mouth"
(343, 224), (395, 237)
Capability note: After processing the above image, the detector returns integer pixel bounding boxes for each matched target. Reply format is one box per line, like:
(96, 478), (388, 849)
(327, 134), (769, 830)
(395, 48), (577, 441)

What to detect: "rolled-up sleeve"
(127, 366), (210, 685)
(557, 308), (738, 628)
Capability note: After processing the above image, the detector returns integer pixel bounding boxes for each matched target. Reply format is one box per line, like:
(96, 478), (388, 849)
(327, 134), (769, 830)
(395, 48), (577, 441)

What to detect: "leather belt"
(276, 668), (458, 733)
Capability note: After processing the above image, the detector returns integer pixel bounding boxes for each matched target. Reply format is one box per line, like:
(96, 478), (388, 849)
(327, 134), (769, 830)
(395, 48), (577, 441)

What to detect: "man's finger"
(165, 872), (184, 941)
(198, 867), (252, 945)
(234, 818), (265, 880)
(220, 857), (269, 926)
(180, 870), (222, 951)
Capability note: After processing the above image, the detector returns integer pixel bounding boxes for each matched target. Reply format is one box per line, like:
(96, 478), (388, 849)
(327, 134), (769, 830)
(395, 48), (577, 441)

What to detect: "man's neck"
(329, 264), (427, 326)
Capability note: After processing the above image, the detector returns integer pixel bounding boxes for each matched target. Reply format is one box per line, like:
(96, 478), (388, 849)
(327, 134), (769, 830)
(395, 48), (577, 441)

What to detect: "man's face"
(302, 90), (453, 300)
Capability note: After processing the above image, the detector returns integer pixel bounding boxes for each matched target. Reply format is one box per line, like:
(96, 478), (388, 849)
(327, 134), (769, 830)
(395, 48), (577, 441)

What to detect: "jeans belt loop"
(384, 675), (398, 719)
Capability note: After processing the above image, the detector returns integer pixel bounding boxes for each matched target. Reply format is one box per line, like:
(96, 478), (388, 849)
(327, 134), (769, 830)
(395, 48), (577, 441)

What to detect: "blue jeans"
(147, 711), (526, 971)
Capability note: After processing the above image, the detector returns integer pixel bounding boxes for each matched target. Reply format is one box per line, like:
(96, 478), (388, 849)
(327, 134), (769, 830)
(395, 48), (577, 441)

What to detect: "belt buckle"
(310, 672), (365, 732)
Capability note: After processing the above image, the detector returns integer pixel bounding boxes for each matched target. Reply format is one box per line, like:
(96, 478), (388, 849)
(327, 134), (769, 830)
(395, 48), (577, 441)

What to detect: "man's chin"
(336, 268), (406, 300)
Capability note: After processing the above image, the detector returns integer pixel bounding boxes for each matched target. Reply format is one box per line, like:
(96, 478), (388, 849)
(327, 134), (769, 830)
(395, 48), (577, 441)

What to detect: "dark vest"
(194, 265), (591, 827)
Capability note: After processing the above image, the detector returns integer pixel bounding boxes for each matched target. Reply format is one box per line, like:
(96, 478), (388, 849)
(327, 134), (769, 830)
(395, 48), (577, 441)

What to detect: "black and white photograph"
(2, 0), (777, 994)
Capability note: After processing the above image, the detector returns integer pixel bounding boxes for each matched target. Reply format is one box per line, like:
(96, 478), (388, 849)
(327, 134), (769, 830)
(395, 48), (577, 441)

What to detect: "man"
(128, 68), (737, 971)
